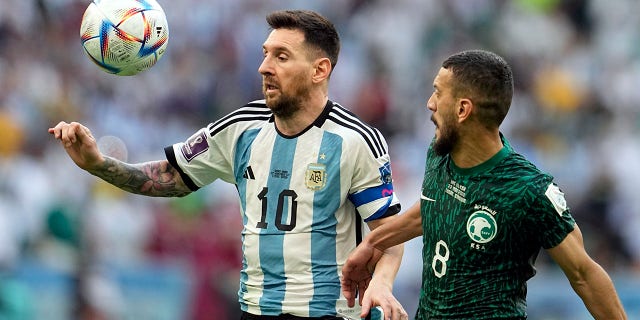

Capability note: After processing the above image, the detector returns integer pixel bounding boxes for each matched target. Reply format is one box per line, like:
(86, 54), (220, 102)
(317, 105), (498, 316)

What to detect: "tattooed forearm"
(87, 156), (192, 197)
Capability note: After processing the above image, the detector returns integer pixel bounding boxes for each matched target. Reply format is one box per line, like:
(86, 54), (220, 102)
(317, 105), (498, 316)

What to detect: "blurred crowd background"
(1, 0), (640, 319)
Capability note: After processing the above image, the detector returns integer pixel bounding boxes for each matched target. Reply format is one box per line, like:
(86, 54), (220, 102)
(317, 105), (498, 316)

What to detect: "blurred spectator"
(1, 0), (640, 318)
(572, 172), (635, 271)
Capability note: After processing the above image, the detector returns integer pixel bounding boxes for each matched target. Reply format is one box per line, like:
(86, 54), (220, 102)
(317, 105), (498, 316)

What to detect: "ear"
(312, 57), (332, 83)
(457, 98), (473, 123)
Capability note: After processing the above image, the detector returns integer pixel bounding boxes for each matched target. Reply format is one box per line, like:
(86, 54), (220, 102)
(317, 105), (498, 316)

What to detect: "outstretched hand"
(342, 242), (408, 320)
(358, 279), (408, 320)
(341, 242), (383, 307)
(48, 121), (104, 170)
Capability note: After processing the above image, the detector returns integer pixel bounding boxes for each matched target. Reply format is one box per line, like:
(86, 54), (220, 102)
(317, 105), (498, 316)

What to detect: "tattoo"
(88, 157), (192, 197)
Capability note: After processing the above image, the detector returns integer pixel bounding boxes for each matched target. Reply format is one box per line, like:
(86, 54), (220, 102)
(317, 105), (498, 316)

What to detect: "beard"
(266, 92), (303, 118)
(263, 75), (311, 119)
(432, 115), (459, 156)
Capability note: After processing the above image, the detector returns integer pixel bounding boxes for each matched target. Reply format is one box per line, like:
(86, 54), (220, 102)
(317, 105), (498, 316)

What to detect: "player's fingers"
(380, 298), (407, 320)
(357, 280), (369, 307)
(60, 122), (79, 147)
(56, 122), (75, 147)
(389, 302), (408, 320)
(49, 121), (69, 139)
(82, 125), (95, 140)
(398, 308), (409, 320)
(65, 122), (92, 146)
(341, 281), (356, 308)
(359, 298), (371, 319)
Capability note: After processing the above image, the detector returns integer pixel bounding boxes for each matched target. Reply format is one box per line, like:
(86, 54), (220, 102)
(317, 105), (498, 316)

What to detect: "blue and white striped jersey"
(165, 100), (400, 317)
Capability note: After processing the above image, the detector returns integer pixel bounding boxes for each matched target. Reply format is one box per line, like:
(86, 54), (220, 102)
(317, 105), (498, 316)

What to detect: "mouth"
(263, 79), (279, 94)
(430, 116), (438, 128)
(265, 84), (277, 92)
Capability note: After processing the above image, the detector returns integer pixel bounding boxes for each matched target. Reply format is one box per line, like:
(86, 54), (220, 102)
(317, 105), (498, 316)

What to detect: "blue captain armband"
(349, 185), (398, 222)
(349, 183), (394, 207)
(349, 162), (397, 222)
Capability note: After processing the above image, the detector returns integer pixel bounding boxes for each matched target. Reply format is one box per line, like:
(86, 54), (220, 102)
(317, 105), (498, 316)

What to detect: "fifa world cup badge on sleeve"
(545, 184), (568, 215)
(181, 131), (209, 162)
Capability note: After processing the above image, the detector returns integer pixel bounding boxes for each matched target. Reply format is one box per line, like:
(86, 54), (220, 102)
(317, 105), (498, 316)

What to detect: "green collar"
(449, 135), (511, 176)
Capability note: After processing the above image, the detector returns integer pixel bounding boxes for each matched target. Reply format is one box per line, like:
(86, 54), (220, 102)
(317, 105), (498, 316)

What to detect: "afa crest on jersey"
(305, 163), (326, 190)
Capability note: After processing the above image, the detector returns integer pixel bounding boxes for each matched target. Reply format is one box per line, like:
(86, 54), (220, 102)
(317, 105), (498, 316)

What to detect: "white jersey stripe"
(235, 129), (263, 315)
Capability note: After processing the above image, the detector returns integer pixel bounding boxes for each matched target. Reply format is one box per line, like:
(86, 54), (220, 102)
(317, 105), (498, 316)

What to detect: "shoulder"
(496, 151), (557, 202)
(207, 100), (273, 137)
(322, 101), (388, 158)
(496, 135), (551, 184)
(501, 151), (550, 182)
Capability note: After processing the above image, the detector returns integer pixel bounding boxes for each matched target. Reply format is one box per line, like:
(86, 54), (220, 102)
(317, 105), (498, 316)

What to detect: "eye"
(277, 54), (288, 62)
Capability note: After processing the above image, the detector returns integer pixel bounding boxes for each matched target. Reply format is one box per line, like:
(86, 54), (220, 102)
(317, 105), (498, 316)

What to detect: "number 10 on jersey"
(255, 187), (298, 231)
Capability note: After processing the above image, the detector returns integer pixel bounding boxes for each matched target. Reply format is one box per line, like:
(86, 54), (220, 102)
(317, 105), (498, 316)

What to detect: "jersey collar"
(449, 133), (512, 176)
(311, 99), (334, 128)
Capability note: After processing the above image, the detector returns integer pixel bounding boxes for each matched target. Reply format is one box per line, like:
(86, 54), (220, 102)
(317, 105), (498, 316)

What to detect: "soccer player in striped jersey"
(50, 9), (408, 320)
(341, 50), (627, 319)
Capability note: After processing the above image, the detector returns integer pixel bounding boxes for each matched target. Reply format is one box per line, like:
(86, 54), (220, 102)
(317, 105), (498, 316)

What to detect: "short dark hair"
(266, 10), (340, 72)
(442, 50), (513, 128)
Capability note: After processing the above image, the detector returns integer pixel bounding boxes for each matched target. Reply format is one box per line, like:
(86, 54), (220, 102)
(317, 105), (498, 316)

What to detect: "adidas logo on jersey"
(243, 166), (255, 180)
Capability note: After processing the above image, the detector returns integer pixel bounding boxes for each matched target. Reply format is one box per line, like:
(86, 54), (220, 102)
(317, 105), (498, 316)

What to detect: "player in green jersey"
(341, 50), (627, 319)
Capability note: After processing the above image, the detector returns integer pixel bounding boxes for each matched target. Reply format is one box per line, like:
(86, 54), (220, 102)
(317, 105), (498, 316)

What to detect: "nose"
(258, 55), (273, 76)
(427, 94), (436, 112)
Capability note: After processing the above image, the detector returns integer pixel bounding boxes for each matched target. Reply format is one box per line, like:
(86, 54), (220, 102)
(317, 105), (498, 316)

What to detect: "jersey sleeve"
(164, 125), (238, 191)
(347, 130), (400, 222)
(528, 179), (576, 249)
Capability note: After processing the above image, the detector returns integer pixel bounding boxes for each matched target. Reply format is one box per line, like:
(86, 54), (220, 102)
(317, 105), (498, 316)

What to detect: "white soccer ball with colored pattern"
(80, 0), (169, 76)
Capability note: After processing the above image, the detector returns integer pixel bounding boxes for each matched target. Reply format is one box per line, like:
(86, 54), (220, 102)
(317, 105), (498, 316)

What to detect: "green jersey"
(416, 136), (575, 320)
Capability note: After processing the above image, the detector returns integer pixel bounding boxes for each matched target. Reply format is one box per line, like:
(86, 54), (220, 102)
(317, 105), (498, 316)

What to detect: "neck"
(274, 91), (328, 136)
(450, 129), (503, 168)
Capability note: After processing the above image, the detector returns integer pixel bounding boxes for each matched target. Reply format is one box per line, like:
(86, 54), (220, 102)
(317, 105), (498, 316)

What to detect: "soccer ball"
(79, 0), (169, 76)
